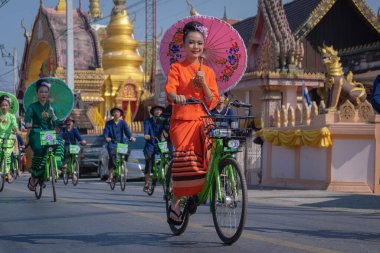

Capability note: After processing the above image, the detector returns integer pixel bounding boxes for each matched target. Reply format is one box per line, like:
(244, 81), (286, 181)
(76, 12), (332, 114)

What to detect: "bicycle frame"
(44, 146), (59, 180)
(197, 138), (236, 207)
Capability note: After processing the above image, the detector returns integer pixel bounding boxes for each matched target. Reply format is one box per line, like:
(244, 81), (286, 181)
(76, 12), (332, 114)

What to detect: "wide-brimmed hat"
(110, 107), (124, 116)
(150, 105), (165, 115)
(64, 116), (75, 123)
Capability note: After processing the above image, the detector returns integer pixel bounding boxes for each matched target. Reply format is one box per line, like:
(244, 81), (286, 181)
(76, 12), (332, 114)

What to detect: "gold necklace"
(41, 103), (50, 120)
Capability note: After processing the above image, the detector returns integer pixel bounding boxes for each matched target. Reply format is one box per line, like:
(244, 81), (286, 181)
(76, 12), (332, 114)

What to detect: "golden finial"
(89, 0), (102, 19)
(56, 0), (66, 12)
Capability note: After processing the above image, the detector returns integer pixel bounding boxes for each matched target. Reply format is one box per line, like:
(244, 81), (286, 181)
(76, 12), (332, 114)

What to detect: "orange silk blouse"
(165, 59), (219, 120)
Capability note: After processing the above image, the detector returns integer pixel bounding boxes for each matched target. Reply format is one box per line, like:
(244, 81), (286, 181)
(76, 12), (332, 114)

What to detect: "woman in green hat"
(24, 79), (64, 191)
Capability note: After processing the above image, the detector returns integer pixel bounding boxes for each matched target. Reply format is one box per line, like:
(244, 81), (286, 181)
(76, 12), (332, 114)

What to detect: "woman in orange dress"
(165, 21), (219, 225)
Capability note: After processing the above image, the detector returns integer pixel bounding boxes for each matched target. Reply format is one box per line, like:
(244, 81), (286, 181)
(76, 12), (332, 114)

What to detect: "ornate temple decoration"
(252, 0), (302, 72)
(318, 45), (367, 112)
(89, 0), (102, 19)
(294, 0), (380, 40)
(102, 0), (148, 120)
(17, 1), (104, 128)
(55, 0), (66, 12)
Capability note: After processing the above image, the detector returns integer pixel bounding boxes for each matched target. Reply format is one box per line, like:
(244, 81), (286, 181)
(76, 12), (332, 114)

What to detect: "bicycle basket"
(157, 141), (169, 153)
(69, 144), (81, 154)
(202, 116), (253, 140)
(116, 143), (129, 155)
(40, 131), (57, 146)
(0, 138), (15, 149)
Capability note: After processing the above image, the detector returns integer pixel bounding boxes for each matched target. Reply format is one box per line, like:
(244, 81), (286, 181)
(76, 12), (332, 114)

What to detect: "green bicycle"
(145, 139), (171, 196)
(62, 144), (81, 186)
(0, 137), (15, 192)
(33, 130), (60, 202)
(108, 142), (128, 191)
(164, 98), (251, 245)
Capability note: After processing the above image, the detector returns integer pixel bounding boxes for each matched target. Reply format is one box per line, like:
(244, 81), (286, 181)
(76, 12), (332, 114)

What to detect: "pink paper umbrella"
(159, 15), (247, 94)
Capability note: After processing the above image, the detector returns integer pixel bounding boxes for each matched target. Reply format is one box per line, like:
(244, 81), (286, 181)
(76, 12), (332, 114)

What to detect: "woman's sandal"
(167, 205), (183, 226)
(27, 177), (36, 192)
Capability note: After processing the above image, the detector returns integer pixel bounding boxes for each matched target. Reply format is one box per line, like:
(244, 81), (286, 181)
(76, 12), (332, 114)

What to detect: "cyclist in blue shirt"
(143, 105), (165, 191)
(371, 75), (380, 114)
(103, 107), (136, 183)
(59, 116), (86, 179)
(210, 93), (236, 127)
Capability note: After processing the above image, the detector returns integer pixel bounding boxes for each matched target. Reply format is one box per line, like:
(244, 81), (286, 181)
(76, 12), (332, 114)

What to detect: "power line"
(0, 0), (10, 9)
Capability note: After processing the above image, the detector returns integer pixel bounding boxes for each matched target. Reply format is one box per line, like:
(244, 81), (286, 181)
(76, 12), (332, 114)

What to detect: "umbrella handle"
(199, 56), (204, 71)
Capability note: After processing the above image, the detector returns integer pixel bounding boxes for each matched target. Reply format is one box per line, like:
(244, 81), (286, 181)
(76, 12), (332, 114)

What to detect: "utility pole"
(13, 48), (17, 95)
(66, 0), (74, 90)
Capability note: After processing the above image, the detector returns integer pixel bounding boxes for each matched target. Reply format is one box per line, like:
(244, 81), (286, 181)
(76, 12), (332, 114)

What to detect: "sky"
(0, 0), (379, 93)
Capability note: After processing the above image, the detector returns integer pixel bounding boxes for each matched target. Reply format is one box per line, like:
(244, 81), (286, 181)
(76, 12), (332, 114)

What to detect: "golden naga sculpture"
(318, 45), (366, 112)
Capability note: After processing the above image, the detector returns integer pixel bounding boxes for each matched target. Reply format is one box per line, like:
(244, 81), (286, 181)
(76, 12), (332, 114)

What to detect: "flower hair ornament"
(40, 81), (51, 88)
(195, 25), (208, 39)
(3, 96), (11, 104)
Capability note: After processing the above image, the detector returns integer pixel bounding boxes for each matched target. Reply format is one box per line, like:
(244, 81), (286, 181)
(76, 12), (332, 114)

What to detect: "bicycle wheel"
(72, 159), (79, 186)
(109, 172), (116, 190)
(50, 157), (57, 202)
(63, 169), (69, 185)
(120, 161), (127, 191)
(211, 157), (247, 245)
(0, 158), (5, 192)
(12, 155), (18, 180)
(147, 176), (155, 196)
(34, 179), (43, 199)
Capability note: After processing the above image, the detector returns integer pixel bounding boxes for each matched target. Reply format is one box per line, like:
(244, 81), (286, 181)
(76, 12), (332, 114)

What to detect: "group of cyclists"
(0, 20), (249, 244)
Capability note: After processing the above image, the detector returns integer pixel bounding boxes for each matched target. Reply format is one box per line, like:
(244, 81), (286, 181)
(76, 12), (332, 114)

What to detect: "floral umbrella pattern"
(160, 15), (247, 93)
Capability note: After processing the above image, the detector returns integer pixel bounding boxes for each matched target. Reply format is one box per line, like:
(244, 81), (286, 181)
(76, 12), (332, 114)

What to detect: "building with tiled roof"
(230, 0), (380, 127)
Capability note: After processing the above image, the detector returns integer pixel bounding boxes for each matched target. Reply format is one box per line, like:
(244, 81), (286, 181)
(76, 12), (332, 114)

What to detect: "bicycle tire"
(34, 180), (43, 199)
(147, 176), (155, 196)
(211, 157), (247, 245)
(120, 161), (127, 191)
(109, 174), (116, 190)
(0, 158), (5, 192)
(72, 159), (79, 186)
(63, 171), (69, 185)
(50, 157), (57, 202)
(12, 156), (18, 180)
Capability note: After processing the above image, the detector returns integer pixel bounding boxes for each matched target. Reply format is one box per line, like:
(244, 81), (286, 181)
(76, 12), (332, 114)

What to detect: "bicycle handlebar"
(182, 97), (252, 116)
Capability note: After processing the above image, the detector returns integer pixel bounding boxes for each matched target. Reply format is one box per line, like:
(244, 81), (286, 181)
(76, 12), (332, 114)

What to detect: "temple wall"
(260, 103), (380, 195)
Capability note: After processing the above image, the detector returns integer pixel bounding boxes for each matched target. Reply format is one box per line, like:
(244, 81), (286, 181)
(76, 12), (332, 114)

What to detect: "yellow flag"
(125, 101), (132, 126)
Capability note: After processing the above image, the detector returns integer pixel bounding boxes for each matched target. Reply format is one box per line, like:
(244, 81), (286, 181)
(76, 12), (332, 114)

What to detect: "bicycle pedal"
(42, 184), (46, 189)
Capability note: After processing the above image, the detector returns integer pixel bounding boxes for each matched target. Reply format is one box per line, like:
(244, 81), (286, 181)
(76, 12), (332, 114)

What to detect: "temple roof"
(40, 6), (102, 70)
(233, 0), (380, 47)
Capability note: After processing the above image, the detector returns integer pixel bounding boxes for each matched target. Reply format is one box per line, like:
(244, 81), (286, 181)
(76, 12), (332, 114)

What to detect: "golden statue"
(318, 45), (366, 112)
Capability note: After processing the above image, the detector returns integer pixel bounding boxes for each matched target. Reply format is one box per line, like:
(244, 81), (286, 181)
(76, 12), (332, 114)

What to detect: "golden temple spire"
(102, 0), (144, 94)
(56, 0), (66, 12)
(89, 0), (102, 19)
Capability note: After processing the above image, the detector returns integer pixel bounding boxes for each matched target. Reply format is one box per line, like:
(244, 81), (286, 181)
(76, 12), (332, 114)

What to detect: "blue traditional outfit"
(60, 126), (83, 165)
(103, 118), (132, 169)
(210, 106), (236, 128)
(143, 116), (165, 174)
(371, 75), (380, 114)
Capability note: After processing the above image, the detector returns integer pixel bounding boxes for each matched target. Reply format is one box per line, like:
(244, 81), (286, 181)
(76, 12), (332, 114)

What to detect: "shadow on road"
(0, 232), (224, 248)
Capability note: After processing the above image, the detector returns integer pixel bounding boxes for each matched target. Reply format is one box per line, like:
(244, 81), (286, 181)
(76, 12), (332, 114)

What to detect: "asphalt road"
(0, 175), (379, 253)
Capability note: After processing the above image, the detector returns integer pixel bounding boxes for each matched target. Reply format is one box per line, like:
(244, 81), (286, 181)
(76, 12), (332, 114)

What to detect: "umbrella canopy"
(23, 77), (74, 121)
(159, 15), (247, 94)
(0, 91), (18, 114)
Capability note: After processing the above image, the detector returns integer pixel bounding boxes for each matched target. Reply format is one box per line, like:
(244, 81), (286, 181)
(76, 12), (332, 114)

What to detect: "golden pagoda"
(101, 0), (149, 121)
(89, 0), (102, 19)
